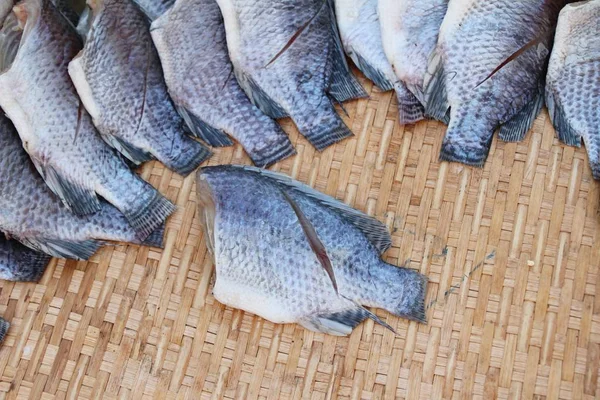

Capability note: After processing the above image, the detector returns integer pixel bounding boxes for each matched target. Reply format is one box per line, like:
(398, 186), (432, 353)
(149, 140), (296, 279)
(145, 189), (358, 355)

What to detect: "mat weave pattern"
(0, 74), (598, 399)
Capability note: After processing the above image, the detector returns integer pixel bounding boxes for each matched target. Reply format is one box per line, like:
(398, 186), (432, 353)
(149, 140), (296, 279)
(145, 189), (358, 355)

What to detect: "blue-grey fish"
(378, 0), (448, 121)
(0, 0), (174, 239)
(546, 0), (600, 179)
(334, 0), (424, 124)
(215, 0), (367, 151)
(151, 0), (295, 167)
(0, 236), (51, 281)
(196, 165), (427, 336)
(69, 0), (211, 176)
(423, 0), (566, 166)
(0, 110), (164, 260)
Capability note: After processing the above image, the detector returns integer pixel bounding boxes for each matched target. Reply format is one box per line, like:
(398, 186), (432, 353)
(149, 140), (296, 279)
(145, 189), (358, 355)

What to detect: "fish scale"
(150, 0), (295, 168)
(424, 0), (565, 166)
(0, 0), (174, 240)
(546, 0), (600, 179)
(197, 165), (427, 336)
(216, 0), (366, 151)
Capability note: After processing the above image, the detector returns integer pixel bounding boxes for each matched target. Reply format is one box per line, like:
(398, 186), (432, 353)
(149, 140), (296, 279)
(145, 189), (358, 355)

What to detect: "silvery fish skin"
(0, 0), (174, 239)
(0, 111), (164, 260)
(546, 0), (600, 179)
(424, 0), (565, 166)
(378, 0), (447, 120)
(0, 317), (8, 344)
(197, 165), (427, 336)
(0, 236), (51, 281)
(216, 0), (366, 151)
(132, 0), (173, 20)
(151, 0), (295, 168)
(334, 0), (424, 124)
(69, 0), (211, 176)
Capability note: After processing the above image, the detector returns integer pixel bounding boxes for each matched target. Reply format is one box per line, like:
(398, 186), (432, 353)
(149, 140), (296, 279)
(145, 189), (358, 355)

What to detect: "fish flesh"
(378, 0), (448, 122)
(0, 110), (164, 260)
(215, 0), (367, 151)
(69, 0), (211, 176)
(151, 0), (296, 167)
(424, 0), (565, 166)
(0, 236), (51, 281)
(334, 0), (424, 124)
(546, 0), (600, 178)
(132, 0), (173, 20)
(0, 0), (174, 239)
(0, 317), (8, 344)
(196, 165), (427, 336)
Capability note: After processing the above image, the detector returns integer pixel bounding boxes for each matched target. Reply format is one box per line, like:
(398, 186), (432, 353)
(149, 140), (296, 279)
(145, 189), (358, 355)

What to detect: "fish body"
(151, 0), (295, 167)
(334, 0), (424, 124)
(0, 236), (51, 281)
(0, 0), (174, 239)
(378, 0), (447, 121)
(424, 0), (565, 166)
(546, 0), (600, 178)
(0, 112), (164, 260)
(215, 0), (366, 151)
(197, 165), (427, 336)
(132, 0), (173, 20)
(69, 0), (211, 176)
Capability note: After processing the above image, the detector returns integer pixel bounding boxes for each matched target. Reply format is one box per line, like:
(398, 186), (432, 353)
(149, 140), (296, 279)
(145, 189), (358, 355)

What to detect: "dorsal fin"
(237, 165), (392, 254)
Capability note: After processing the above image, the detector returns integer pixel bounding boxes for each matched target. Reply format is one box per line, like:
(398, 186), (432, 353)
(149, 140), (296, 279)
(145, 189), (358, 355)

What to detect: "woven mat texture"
(0, 72), (599, 400)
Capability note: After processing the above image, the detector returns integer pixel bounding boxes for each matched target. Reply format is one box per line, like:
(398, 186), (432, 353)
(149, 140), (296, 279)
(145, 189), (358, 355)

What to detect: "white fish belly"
(213, 276), (296, 324)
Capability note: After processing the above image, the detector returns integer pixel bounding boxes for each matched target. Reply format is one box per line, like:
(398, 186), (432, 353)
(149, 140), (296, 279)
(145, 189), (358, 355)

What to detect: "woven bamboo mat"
(0, 71), (599, 399)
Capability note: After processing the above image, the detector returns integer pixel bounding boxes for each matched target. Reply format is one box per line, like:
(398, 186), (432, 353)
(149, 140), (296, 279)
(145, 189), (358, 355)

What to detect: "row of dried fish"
(335, 0), (600, 177)
(0, 0), (173, 272)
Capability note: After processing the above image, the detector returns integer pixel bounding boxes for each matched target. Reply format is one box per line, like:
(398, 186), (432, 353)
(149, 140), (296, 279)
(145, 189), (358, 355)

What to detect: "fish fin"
(12, 246), (51, 282)
(498, 90), (544, 142)
(302, 305), (395, 336)
(395, 82), (425, 125)
(42, 165), (101, 215)
(175, 104), (234, 147)
(439, 109), (495, 167)
(351, 52), (394, 91)
(75, 5), (92, 38)
(389, 266), (428, 323)
(280, 190), (338, 293)
(248, 135), (296, 168)
(326, 0), (368, 102)
(224, 165), (392, 253)
(125, 191), (175, 240)
(19, 237), (103, 260)
(141, 222), (165, 248)
(423, 50), (450, 123)
(235, 70), (289, 119)
(102, 132), (154, 166)
(0, 11), (22, 72)
(546, 89), (581, 147)
(0, 317), (9, 343)
(294, 103), (353, 150)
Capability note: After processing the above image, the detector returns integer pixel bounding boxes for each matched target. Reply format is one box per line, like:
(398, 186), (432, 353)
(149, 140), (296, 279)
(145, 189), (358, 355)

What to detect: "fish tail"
(247, 133), (296, 168)
(439, 110), (495, 167)
(15, 247), (51, 282)
(498, 89), (544, 142)
(386, 264), (428, 324)
(395, 82), (425, 125)
(423, 50), (450, 123)
(292, 99), (353, 151)
(151, 130), (212, 176)
(125, 189), (176, 241)
(0, 317), (9, 344)
(141, 222), (166, 249)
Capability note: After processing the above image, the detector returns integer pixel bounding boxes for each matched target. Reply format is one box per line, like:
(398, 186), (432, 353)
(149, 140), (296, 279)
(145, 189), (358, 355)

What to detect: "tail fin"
(141, 222), (166, 248)
(395, 82), (425, 125)
(151, 132), (212, 176)
(125, 190), (175, 241)
(248, 135), (296, 168)
(292, 98), (353, 151)
(0, 239), (51, 282)
(439, 108), (496, 167)
(390, 266), (428, 323)
(0, 317), (9, 344)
